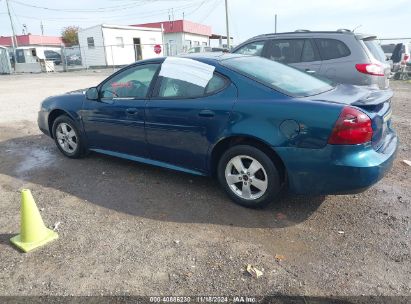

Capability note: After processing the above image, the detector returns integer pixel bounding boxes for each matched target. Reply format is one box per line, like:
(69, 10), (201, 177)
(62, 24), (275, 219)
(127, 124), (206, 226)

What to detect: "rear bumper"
(275, 134), (398, 195)
(38, 110), (51, 137)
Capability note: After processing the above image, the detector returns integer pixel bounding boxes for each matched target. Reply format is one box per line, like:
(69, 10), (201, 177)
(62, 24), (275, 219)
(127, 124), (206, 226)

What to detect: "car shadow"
(0, 134), (326, 229)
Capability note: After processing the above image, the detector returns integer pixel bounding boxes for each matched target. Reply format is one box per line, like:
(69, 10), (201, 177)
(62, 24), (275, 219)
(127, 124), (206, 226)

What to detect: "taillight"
(403, 54), (410, 62)
(355, 63), (385, 76)
(328, 106), (373, 145)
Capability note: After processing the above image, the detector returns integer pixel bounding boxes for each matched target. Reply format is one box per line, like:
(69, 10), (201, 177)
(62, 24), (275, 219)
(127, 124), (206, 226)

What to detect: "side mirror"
(85, 87), (99, 100)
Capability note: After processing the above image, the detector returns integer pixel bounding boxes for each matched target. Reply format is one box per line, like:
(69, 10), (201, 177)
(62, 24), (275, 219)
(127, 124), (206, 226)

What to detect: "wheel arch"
(209, 135), (287, 183)
(48, 109), (77, 138)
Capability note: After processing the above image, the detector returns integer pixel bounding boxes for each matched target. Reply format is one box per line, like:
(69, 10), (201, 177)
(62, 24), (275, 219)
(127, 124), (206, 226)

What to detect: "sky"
(1, 0), (410, 45)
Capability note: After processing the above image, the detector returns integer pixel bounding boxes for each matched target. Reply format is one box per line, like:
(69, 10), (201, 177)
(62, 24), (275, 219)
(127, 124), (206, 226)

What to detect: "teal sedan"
(38, 54), (398, 208)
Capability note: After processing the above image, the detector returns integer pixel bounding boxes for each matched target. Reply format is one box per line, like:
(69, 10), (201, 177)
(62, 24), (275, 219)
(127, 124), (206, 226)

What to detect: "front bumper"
(38, 110), (51, 137)
(275, 133), (398, 195)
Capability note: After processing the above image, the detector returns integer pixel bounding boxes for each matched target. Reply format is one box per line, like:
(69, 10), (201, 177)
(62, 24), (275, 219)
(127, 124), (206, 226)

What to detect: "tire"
(52, 115), (85, 158)
(217, 145), (281, 208)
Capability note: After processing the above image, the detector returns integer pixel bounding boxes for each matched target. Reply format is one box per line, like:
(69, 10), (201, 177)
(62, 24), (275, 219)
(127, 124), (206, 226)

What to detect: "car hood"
(306, 84), (393, 107)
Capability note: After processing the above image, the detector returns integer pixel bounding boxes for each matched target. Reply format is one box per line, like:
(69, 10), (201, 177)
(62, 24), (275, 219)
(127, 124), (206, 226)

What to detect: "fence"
(59, 43), (182, 72)
(0, 46), (12, 74)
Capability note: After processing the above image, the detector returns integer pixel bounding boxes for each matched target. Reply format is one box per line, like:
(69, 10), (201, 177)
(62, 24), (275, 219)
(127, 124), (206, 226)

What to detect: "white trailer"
(78, 24), (164, 68)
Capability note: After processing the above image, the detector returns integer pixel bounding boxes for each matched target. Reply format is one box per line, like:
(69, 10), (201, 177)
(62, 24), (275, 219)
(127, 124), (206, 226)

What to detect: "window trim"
(97, 62), (162, 101)
(151, 71), (230, 101)
(313, 38), (351, 61)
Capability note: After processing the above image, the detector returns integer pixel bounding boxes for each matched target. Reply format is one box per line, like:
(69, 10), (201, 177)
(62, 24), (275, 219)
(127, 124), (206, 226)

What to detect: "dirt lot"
(0, 72), (410, 300)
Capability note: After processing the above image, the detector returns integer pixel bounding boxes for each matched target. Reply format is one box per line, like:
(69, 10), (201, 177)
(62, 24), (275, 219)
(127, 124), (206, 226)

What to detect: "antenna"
(352, 25), (362, 32)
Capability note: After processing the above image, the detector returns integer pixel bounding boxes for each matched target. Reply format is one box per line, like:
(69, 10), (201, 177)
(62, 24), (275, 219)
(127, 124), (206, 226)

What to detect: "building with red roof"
(0, 34), (64, 48)
(132, 20), (212, 53)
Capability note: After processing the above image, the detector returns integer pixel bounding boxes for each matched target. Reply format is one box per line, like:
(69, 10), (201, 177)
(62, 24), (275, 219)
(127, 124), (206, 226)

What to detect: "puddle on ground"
(14, 147), (56, 176)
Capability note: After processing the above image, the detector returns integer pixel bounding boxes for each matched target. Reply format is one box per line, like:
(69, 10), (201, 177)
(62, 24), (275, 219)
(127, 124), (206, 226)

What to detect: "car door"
(314, 38), (352, 83)
(291, 39), (322, 74)
(145, 57), (237, 173)
(81, 63), (160, 157)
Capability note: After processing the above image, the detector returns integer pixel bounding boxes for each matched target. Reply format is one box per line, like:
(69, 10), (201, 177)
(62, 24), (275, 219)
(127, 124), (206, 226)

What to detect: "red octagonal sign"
(154, 44), (162, 54)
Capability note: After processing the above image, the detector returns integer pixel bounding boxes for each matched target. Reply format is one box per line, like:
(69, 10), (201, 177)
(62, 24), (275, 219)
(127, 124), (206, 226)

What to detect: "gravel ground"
(0, 72), (410, 301)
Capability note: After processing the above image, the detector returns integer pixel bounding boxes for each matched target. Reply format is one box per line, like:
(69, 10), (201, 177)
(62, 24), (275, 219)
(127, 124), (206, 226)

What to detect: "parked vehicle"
(391, 42), (411, 65)
(38, 54), (397, 208)
(66, 54), (81, 66)
(44, 50), (62, 65)
(390, 42), (411, 79)
(232, 30), (391, 90)
(381, 43), (396, 60)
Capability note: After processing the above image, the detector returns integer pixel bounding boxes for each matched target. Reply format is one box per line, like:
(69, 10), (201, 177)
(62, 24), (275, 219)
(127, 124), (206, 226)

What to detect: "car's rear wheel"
(52, 115), (84, 158)
(217, 145), (281, 208)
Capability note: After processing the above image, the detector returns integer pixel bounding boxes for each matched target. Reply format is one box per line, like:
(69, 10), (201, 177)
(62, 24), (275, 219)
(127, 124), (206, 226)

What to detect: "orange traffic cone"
(10, 189), (58, 252)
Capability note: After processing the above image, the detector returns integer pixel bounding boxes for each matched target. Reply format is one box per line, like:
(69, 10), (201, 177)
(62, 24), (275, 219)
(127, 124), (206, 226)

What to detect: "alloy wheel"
(55, 122), (78, 154)
(224, 155), (268, 200)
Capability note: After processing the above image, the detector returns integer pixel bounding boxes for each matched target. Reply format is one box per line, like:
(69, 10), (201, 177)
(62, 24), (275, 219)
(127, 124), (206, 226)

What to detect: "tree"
(61, 26), (79, 46)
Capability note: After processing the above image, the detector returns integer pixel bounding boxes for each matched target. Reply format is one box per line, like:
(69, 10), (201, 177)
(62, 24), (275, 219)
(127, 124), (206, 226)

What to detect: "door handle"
(305, 69), (316, 74)
(125, 108), (139, 115)
(198, 110), (215, 118)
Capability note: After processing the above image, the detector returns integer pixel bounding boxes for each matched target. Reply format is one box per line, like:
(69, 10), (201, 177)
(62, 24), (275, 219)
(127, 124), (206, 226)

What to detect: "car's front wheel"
(217, 145), (281, 208)
(52, 115), (84, 158)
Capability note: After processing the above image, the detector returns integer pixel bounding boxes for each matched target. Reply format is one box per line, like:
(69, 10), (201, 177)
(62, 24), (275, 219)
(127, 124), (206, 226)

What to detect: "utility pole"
(40, 21), (44, 35)
(275, 14), (277, 33)
(225, 0), (230, 49)
(6, 0), (18, 68)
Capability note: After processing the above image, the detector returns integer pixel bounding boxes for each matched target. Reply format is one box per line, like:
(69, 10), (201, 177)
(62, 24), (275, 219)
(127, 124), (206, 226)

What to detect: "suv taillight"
(355, 63), (385, 76)
(328, 107), (373, 145)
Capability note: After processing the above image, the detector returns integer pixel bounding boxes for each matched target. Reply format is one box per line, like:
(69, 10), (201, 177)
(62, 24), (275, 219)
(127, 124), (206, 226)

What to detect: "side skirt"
(90, 148), (207, 176)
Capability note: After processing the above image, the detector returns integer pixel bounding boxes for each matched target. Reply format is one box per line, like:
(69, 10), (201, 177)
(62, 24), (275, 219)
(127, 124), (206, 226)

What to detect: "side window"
(301, 39), (319, 62)
(159, 74), (227, 99)
(265, 39), (304, 64)
(234, 41), (266, 56)
(315, 38), (351, 60)
(100, 64), (159, 99)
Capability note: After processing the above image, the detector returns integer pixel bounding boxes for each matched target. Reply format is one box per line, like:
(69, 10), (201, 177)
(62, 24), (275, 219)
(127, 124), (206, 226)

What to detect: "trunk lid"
(307, 84), (394, 151)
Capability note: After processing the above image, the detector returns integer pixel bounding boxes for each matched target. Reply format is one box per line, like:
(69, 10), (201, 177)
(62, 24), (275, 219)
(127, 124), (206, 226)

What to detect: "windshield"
(364, 40), (386, 62)
(221, 56), (334, 97)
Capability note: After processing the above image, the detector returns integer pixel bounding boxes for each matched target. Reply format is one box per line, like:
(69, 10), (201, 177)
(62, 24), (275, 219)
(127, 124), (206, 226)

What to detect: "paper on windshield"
(159, 57), (215, 88)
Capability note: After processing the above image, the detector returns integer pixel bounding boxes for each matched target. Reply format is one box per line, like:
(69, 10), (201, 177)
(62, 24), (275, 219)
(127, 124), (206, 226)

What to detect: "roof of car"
(130, 53), (246, 68)
(232, 30), (377, 51)
(252, 30), (359, 38)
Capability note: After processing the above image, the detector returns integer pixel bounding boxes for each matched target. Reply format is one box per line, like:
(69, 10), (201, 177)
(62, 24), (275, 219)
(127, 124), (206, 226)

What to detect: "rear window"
(222, 56), (334, 97)
(315, 38), (351, 60)
(363, 40), (386, 62)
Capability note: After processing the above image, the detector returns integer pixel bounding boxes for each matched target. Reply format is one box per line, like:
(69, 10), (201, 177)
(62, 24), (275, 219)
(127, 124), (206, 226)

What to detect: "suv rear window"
(315, 38), (351, 60)
(363, 39), (387, 62)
